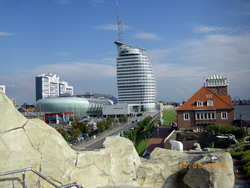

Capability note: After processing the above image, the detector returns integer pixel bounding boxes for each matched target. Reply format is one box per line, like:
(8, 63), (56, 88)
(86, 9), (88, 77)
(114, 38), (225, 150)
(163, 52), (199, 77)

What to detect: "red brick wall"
(215, 109), (234, 124)
(207, 86), (228, 96)
(177, 111), (196, 130)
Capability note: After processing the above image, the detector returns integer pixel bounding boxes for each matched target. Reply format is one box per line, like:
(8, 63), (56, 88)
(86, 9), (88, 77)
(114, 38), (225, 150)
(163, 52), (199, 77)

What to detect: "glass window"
(207, 100), (213, 106)
(211, 112), (215, 119)
(208, 113), (211, 119)
(183, 113), (190, 120)
(196, 113), (200, 120)
(197, 126), (203, 132)
(221, 112), (228, 119)
(196, 101), (203, 107)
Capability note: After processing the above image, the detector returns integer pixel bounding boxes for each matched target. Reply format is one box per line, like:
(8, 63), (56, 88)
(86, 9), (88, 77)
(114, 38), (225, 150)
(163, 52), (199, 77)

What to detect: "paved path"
(71, 122), (135, 150)
(146, 126), (172, 153)
(71, 111), (160, 151)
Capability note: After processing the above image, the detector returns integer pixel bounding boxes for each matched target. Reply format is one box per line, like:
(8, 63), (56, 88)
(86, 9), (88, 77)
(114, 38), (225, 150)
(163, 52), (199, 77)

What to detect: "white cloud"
(195, 25), (225, 33)
(96, 24), (131, 31)
(96, 24), (117, 31)
(194, 25), (250, 35)
(0, 32), (15, 36)
(148, 32), (250, 101)
(133, 32), (161, 40)
(31, 62), (116, 81)
(0, 61), (116, 104)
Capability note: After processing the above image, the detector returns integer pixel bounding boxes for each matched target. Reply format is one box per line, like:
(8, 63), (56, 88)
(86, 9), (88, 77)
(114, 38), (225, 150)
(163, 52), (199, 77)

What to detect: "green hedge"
(231, 145), (250, 178)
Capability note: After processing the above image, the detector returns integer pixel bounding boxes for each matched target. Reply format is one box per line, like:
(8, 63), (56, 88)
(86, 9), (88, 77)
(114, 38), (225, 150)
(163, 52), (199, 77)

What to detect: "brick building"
(176, 74), (234, 131)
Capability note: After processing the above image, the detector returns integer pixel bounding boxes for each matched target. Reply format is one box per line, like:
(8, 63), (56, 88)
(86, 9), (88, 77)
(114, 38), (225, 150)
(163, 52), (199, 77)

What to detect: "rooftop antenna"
(116, 0), (123, 42)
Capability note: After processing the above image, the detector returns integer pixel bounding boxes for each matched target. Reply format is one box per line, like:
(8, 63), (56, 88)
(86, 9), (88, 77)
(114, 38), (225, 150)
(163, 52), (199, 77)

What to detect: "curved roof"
(35, 97), (113, 117)
(206, 74), (227, 80)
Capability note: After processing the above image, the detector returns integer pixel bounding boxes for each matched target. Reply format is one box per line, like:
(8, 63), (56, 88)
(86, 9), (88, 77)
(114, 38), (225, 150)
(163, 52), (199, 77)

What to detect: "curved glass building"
(35, 97), (113, 117)
(114, 41), (156, 111)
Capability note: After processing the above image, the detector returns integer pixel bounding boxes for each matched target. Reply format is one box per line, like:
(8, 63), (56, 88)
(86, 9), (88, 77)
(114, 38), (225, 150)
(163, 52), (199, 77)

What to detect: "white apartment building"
(36, 73), (73, 101)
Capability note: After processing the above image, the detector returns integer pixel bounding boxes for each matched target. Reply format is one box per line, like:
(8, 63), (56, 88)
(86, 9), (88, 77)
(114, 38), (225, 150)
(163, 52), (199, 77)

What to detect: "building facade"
(176, 74), (234, 131)
(114, 41), (156, 111)
(36, 73), (73, 101)
(35, 97), (113, 118)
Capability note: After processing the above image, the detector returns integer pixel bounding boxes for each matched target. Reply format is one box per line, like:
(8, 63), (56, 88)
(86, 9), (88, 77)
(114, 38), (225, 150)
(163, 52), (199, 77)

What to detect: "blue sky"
(1, 0), (250, 104)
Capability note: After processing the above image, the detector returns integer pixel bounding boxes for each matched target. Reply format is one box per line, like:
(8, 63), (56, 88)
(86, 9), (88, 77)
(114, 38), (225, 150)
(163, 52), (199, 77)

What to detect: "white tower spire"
(116, 0), (123, 42)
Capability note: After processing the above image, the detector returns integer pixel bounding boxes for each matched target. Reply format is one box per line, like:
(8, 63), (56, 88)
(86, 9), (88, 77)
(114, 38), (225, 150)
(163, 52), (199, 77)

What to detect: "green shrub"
(206, 124), (247, 140)
(206, 124), (220, 133)
(219, 124), (234, 134)
(231, 145), (250, 178)
(232, 128), (247, 139)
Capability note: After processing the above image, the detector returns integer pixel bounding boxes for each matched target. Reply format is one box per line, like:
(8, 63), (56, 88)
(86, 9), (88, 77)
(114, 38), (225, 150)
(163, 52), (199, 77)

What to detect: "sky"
(0, 0), (250, 104)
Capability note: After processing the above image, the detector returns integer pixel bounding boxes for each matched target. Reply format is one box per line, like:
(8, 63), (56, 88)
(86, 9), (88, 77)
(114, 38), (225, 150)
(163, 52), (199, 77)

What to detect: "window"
(211, 112), (215, 119)
(221, 112), (228, 120)
(207, 100), (213, 106)
(195, 112), (216, 120)
(183, 113), (190, 120)
(196, 101), (203, 107)
(197, 126), (203, 132)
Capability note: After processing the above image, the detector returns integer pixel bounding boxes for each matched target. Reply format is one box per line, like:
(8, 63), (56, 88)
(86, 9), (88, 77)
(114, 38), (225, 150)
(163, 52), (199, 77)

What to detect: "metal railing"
(0, 168), (82, 188)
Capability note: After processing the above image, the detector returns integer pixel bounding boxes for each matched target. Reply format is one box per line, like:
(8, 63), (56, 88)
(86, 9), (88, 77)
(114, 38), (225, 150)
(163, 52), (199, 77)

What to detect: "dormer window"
(196, 101), (203, 107)
(207, 100), (213, 106)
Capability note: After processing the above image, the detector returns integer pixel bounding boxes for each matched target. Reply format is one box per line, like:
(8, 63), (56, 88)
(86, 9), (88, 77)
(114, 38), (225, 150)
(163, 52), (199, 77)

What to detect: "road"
(71, 111), (159, 151)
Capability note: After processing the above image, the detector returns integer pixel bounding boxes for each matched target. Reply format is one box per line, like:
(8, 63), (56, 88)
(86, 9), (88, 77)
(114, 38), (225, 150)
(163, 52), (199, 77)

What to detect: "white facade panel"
(102, 104), (129, 115)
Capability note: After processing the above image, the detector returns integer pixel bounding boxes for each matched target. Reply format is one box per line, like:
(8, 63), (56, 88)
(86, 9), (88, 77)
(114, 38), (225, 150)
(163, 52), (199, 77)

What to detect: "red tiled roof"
(177, 86), (233, 111)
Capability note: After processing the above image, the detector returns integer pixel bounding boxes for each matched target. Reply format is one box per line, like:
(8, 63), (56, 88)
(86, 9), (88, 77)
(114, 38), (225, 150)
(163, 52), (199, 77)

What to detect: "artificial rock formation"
(0, 92), (235, 188)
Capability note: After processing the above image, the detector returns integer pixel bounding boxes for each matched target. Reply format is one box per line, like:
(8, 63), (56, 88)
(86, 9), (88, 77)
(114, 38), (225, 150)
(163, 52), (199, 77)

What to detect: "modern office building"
(114, 41), (156, 111)
(36, 73), (73, 101)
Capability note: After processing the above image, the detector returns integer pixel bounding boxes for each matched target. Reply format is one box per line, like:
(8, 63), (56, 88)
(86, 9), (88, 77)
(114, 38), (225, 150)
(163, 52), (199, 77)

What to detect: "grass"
(163, 109), (176, 126)
(134, 120), (155, 156)
(230, 144), (250, 178)
(135, 138), (150, 156)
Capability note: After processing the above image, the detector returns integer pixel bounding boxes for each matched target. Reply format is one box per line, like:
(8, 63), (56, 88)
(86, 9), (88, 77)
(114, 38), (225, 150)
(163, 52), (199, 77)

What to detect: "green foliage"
(124, 116), (153, 145)
(233, 128), (247, 140)
(230, 145), (250, 178)
(124, 129), (136, 143)
(206, 124), (220, 133)
(79, 121), (89, 134)
(97, 118), (113, 131)
(206, 124), (247, 139)
(58, 129), (71, 142)
(119, 116), (128, 124)
(70, 128), (81, 137)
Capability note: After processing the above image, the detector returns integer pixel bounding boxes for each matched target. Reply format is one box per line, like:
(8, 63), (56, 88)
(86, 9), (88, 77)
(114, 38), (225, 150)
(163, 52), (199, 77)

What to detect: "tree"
(79, 121), (89, 134)
(58, 129), (71, 142)
(70, 128), (81, 137)
(119, 116), (128, 124)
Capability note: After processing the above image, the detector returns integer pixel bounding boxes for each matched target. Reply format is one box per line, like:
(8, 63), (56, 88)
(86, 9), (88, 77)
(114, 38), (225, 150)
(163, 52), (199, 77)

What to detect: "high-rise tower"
(114, 2), (156, 111)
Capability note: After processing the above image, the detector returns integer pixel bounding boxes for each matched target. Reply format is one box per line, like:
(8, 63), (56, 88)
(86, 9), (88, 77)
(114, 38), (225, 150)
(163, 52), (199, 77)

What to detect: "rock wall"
(0, 92), (235, 188)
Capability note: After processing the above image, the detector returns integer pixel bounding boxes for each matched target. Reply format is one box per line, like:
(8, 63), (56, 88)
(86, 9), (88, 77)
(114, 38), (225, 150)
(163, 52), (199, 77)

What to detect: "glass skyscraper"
(115, 41), (156, 111)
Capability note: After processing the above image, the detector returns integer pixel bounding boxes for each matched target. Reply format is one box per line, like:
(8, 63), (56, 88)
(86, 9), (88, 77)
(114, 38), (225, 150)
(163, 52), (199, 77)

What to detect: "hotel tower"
(114, 41), (156, 111)
(114, 2), (156, 111)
